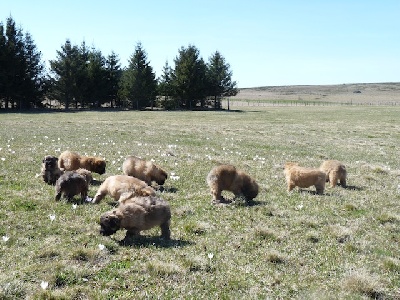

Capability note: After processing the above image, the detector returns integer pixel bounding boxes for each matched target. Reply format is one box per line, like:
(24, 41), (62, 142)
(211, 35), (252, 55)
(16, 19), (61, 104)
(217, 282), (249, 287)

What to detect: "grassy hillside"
(0, 107), (399, 299)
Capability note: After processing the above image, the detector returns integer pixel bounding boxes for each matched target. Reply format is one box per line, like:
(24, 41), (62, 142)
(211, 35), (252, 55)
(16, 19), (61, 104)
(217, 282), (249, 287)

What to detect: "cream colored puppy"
(284, 162), (326, 194)
(92, 175), (156, 204)
(99, 195), (171, 240)
(320, 160), (347, 187)
(122, 155), (168, 186)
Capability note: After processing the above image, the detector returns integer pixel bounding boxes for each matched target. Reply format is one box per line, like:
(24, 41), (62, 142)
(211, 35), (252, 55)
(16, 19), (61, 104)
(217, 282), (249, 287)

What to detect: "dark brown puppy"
(319, 160), (347, 188)
(206, 164), (259, 204)
(58, 150), (106, 175)
(92, 175), (156, 204)
(75, 168), (93, 185)
(41, 155), (63, 185)
(122, 155), (168, 186)
(99, 195), (171, 240)
(55, 171), (88, 202)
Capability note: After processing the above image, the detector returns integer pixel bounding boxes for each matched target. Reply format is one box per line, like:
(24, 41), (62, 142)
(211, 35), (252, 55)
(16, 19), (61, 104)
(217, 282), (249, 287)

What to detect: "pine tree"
(157, 60), (176, 109)
(49, 39), (79, 109)
(86, 47), (107, 108)
(121, 42), (157, 109)
(4, 17), (25, 109)
(22, 32), (47, 108)
(172, 45), (207, 109)
(207, 51), (238, 109)
(105, 52), (122, 108)
(0, 22), (6, 107)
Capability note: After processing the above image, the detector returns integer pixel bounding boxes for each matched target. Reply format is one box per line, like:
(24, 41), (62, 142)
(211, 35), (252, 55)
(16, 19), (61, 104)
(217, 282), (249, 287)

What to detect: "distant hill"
(231, 82), (400, 104)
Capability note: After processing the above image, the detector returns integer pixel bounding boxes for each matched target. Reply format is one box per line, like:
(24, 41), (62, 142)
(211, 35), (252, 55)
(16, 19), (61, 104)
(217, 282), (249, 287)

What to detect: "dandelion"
(49, 214), (56, 222)
(40, 281), (48, 290)
(98, 244), (105, 251)
(2, 235), (9, 242)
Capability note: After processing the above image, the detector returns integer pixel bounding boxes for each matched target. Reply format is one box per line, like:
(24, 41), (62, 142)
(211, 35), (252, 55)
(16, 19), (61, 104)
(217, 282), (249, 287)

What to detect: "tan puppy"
(206, 164), (259, 204)
(55, 171), (88, 202)
(320, 160), (347, 187)
(92, 175), (156, 204)
(58, 150), (106, 175)
(284, 162), (326, 194)
(41, 155), (63, 185)
(122, 155), (168, 186)
(99, 195), (171, 239)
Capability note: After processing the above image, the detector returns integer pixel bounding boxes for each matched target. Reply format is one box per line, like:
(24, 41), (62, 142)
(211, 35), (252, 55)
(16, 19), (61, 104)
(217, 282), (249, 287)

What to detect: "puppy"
(100, 196), (171, 240)
(58, 150), (106, 175)
(55, 171), (88, 202)
(75, 168), (93, 185)
(41, 155), (63, 185)
(284, 162), (326, 194)
(206, 164), (259, 204)
(99, 195), (171, 240)
(320, 160), (347, 187)
(122, 155), (168, 186)
(92, 175), (156, 204)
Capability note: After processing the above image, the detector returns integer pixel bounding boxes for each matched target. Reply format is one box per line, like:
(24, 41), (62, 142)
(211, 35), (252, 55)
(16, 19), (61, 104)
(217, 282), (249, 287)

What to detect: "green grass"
(0, 106), (399, 299)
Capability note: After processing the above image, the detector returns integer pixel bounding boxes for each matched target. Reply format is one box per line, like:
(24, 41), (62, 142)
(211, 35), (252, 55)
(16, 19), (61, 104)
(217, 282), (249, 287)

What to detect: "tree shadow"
(116, 235), (193, 248)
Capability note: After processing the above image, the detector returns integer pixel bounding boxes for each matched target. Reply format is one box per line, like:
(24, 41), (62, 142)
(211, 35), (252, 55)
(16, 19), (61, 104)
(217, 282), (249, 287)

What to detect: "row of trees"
(0, 16), (238, 110)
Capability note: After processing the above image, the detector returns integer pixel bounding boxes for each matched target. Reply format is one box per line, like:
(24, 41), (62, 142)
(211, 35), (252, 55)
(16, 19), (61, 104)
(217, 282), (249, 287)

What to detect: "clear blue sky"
(1, 1), (399, 88)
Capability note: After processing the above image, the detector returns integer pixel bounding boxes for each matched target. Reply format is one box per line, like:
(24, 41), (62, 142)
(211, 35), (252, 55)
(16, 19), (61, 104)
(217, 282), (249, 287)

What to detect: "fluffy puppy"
(206, 164), (259, 204)
(58, 150), (106, 175)
(92, 175), (156, 204)
(55, 171), (88, 202)
(41, 155), (63, 185)
(75, 168), (93, 185)
(122, 155), (168, 186)
(320, 160), (347, 187)
(99, 195), (171, 239)
(284, 162), (326, 194)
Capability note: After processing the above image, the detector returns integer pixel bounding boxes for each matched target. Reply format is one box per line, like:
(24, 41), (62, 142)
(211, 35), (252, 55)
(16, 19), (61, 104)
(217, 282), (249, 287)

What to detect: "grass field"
(0, 106), (399, 299)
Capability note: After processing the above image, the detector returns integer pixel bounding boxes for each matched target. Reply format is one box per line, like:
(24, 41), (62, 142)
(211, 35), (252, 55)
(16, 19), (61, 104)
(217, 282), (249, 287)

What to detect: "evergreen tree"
(121, 42), (157, 109)
(4, 17), (25, 109)
(49, 39), (80, 109)
(206, 51), (238, 109)
(86, 47), (107, 108)
(0, 22), (6, 107)
(172, 45), (207, 109)
(21, 32), (47, 108)
(157, 60), (176, 109)
(105, 52), (122, 108)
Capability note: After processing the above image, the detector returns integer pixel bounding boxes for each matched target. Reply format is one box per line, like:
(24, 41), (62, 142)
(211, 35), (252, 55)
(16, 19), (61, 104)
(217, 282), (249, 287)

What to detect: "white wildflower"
(1, 158), (5, 161)
(40, 281), (48, 290)
(2, 235), (9, 242)
(98, 244), (105, 251)
(208, 253), (214, 260)
(49, 214), (56, 221)
(72, 204), (77, 210)
(85, 196), (93, 202)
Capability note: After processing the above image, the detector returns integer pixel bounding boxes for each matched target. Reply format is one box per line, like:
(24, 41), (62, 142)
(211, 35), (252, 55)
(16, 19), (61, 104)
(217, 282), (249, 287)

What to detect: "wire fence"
(221, 99), (400, 108)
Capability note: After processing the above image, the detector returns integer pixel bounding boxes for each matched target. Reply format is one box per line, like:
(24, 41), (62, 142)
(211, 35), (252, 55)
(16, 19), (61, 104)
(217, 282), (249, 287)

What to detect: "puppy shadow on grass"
(343, 185), (363, 191)
(90, 178), (103, 186)
(157, 185), (178, 193)
(117, 235), (193, 248)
